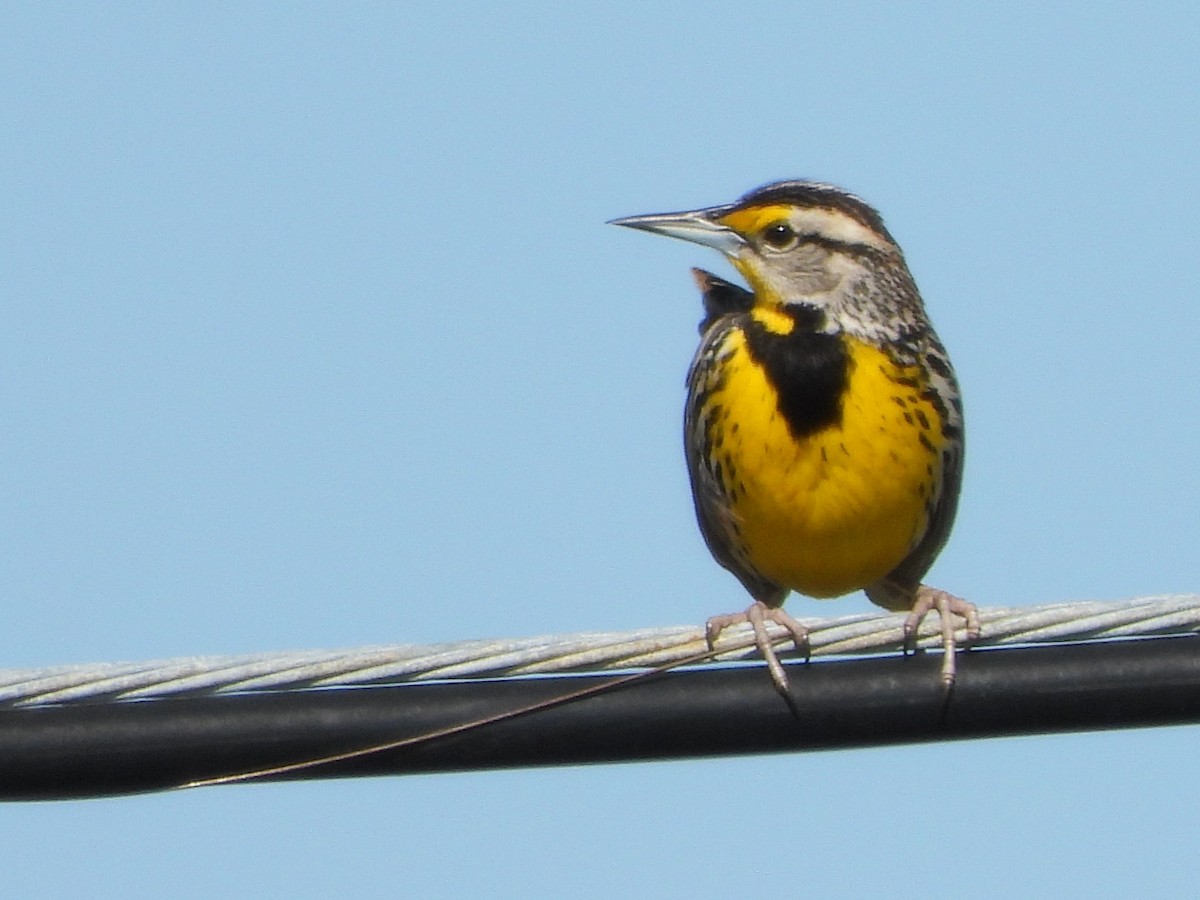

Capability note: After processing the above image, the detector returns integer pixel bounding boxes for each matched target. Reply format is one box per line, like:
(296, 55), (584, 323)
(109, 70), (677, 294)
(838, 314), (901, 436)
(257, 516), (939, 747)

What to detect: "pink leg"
(706, 601), (809, 695)
(902, 586), (980, 688)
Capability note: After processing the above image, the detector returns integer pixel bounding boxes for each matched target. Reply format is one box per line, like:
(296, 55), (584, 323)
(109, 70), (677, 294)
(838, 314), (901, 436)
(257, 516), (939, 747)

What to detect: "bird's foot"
(902, 586), (980, 689)
(705, 601), (809, 696)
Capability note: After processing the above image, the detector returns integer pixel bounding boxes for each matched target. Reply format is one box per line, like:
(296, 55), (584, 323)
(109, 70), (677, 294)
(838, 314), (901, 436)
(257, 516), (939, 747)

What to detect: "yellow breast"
(703, 322), (947, 597)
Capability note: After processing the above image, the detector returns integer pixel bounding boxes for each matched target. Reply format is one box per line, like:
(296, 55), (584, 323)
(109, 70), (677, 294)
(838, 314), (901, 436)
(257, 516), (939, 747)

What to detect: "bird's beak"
(609, 205), (744, 256)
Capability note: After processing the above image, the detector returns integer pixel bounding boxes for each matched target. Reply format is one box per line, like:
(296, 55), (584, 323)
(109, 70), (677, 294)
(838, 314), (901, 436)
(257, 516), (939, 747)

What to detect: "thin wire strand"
(4, 594), (1198, 708)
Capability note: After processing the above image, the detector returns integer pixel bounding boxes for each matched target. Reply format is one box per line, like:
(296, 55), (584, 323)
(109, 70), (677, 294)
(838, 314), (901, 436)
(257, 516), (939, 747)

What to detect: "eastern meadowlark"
(612, 181), (979, 699)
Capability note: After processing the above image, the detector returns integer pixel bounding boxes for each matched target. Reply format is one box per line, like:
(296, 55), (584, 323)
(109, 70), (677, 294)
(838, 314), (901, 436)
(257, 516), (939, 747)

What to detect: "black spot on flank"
(918, 432), (935, 453)
(741, 305), (849, 439)
(914, 409), (930, 430)
(892, 396), (908, 408)
(894, 375), (921, 389)
(820, 446), (828, 462)
(840, 442), (850, 456)
(902, 411), (914, 425)
(926, 353), (952, 378)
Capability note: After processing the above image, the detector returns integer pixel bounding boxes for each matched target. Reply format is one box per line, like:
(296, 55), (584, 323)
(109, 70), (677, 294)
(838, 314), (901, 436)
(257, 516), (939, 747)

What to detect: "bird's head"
(611, 181), (905, 314)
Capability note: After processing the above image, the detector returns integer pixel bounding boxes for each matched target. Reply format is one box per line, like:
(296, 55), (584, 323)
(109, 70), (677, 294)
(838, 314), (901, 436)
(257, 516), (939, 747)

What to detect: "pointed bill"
(608, 206), (744, 256)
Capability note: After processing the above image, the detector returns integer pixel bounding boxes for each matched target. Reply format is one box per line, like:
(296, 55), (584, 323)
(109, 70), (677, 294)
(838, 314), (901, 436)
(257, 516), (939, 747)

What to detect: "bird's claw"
(902, 586), (980, 688)
(705, 601), (809, 696)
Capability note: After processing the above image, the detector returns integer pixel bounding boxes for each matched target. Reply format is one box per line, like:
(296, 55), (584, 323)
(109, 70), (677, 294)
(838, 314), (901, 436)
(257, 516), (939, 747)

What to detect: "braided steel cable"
(1, 595), (1199, 799)
(2, 595), (1197, 707)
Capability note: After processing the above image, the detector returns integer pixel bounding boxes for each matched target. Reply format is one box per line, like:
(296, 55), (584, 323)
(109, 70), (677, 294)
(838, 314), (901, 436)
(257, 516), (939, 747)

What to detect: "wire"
(3, 595), (1197, 707)
(0, 596), (1197, 800)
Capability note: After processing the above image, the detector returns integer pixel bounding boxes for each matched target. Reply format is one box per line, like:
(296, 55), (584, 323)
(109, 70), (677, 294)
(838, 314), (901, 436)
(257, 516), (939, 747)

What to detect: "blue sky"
(3, 3), (1199, 897)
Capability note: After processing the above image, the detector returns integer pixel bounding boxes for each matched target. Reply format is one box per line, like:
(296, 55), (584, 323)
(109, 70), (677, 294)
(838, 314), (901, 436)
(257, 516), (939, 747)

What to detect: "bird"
(611, 180), (979, 700)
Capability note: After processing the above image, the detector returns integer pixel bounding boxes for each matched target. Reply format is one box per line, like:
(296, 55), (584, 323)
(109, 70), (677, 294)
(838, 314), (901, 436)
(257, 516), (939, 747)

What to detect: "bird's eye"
(761, 222), (797, 250)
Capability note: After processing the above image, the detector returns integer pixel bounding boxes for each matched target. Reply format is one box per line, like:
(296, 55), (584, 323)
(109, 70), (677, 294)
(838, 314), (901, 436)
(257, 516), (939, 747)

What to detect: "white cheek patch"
(790, 208), (894, 252)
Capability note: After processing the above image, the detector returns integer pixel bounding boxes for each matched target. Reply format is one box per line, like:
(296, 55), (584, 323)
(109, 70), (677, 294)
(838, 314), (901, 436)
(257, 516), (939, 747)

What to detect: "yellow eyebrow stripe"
(716, 204), (794, 237)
